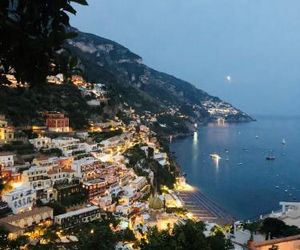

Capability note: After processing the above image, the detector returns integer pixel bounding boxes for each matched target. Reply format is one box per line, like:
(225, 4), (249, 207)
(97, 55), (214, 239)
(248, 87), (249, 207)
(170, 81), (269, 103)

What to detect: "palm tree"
(242, 221), (261, 241)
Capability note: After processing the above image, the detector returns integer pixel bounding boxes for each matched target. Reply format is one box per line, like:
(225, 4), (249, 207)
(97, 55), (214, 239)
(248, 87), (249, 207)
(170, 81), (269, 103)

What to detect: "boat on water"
(210, 153), (221, 160)
(266, 154), (276, 160)
(265, 150), (276, 160)
(282, 139), (286, 145)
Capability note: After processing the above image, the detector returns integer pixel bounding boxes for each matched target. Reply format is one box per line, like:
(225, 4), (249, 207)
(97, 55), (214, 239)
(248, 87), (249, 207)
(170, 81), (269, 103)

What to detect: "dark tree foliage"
(0, 0), (88, 86)
(0, 225), (29, 250)
(140, 220), (232, 250)
(260, 217), (300, 240)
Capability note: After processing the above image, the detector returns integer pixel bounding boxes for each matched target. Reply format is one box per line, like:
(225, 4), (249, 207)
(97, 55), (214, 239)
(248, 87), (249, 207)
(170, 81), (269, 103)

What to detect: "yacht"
(210, 153), (221, 160)
(266, 153), (276, 160)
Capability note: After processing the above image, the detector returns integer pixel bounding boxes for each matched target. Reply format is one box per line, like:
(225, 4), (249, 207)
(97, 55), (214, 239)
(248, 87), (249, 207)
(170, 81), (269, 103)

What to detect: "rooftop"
(55, 206), (99, 219)
(0, 152), (15, 157)
(0, 206), (53, 223)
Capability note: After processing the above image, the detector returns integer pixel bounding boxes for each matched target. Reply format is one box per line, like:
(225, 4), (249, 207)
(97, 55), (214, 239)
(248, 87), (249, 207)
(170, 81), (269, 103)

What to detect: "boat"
(237, 162), (243, 166)
(282, 139), (286, 145)
(266, 151), (276, 160)
(266, 155), (276, 160)
(210, 153), (221, 160)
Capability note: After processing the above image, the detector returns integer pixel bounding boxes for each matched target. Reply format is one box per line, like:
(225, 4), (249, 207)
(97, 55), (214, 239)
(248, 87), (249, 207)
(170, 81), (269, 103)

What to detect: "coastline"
(168, 128), (235, 224)
(169, 119), (256, 224)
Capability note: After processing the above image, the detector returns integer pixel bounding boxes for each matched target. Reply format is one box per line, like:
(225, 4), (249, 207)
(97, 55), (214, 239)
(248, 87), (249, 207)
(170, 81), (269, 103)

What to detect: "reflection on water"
(212, 157), (220, 168)
(193, 131), (198, 145)
(171, 116), (300, 219)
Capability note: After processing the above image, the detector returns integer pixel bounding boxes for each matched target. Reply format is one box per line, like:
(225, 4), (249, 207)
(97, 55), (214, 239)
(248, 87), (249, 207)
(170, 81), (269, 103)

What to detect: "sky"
(70, 0), (300, 116)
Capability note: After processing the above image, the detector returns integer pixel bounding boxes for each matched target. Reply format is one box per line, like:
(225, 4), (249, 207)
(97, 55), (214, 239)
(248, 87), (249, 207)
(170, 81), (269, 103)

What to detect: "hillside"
(0, 29), (253, 136)
(65, 29), (253, 127)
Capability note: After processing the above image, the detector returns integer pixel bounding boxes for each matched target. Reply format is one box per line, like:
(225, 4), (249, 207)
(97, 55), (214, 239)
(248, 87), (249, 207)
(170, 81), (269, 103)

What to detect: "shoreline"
(168, 120), (255, 224)
(169, 132), (237, 225)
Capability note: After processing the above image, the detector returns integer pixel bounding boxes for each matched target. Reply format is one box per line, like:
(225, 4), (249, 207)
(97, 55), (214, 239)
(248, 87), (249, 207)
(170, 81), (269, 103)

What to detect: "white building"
(0, 206), (53, 229)
(130, 176), (148, 191)
(29, 137), (52, 150)
(115, 205), (131, 216)
(153, 152), (168, 166)
(47, 168), (77, 185)
(51, 137), (94, 157)
(22, 166), (53, 201)
(22, 166), (52, 190)
(2, 186), (36, 214)
(71, 157), (98, 180)
(267, 202), (300, 228)
(0, 152), (15, 167)
(32, 156), (59, 169)
(91, 195), (114, 212)
(54, 206), (101, 228)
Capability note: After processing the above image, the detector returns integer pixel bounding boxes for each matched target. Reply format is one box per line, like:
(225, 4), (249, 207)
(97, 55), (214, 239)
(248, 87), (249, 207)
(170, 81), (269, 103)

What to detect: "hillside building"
(0, 115), (14, 143)
(45, 112), (69, 132)
(2, 186), (36, 214)
(54, 206), (101, 228)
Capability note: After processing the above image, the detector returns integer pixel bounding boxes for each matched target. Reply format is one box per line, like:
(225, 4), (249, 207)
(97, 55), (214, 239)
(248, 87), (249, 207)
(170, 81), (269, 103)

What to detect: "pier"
(178, 189), (235, 225)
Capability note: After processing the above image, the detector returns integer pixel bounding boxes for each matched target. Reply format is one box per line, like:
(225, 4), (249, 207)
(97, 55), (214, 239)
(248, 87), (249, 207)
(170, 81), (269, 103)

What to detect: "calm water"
(170, 116), (300, 219)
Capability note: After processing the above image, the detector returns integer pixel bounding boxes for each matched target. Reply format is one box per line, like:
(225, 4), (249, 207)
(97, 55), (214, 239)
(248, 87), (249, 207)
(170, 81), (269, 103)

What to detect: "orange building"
(45, 112), (69, 133)
(248, 235), (300, 250)
(0, 115), (14, 143)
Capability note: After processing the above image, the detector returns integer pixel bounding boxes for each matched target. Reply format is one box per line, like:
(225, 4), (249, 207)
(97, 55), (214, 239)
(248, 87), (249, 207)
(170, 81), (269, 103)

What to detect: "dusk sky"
(71, 0), (300, 116)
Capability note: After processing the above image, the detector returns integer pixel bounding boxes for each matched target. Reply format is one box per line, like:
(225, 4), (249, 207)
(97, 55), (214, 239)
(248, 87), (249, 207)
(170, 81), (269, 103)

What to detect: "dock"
(178, 190), (235, 225)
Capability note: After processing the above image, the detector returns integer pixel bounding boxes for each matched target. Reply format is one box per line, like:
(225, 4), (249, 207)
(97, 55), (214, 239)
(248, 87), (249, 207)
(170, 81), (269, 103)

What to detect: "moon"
(225, 75), (232, 82)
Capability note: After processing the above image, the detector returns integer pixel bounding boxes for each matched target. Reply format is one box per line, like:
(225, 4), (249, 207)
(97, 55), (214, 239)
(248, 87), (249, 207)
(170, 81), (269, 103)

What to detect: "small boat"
(266, 155), (276, 160)
(255, 135), (259, 139)
(237, 162), (243, 166)
(282, 139), (286, 145)
(210, 153), (221, 160)
(266, 151), (276, 160)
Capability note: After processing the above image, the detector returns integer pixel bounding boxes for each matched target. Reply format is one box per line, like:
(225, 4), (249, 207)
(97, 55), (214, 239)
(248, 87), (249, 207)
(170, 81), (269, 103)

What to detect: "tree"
(116, 228), (136, 242)
(140, 220), (232, 250)
(0, 226), (29, 250)
(48, 201), (67, 216)
(243, 221), (261, 240)
(0, 226), (9, 249)
(260, 218), (286, 240)
(9, 235), (29, 250)
(0, 0), (88, 87)
(75, 220), (118, 250)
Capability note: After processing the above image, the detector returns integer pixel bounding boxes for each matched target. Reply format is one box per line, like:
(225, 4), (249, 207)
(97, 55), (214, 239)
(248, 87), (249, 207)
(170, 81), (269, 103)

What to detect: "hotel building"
(45, 112), (69, 132)
(2, 186), (36, 214)
(54, 206), (101, 228)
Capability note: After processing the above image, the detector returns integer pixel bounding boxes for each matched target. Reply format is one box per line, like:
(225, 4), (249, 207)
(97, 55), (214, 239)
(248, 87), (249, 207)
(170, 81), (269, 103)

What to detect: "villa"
(45, 112), (70, 133)
(2, 186), (36, 214)
(0, 151), (15, 168)
(54, 206), (101, 228)
(0, 206), (53, 228)
(0, 115), (14, 143)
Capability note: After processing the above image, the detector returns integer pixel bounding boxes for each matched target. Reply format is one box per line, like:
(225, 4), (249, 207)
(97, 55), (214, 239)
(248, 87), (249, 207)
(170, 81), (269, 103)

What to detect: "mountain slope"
(65, 29), (253, 129)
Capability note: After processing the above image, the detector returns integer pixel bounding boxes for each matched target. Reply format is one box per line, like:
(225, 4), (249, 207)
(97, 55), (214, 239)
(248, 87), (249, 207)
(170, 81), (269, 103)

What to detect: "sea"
(170, 115), (300, 220)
